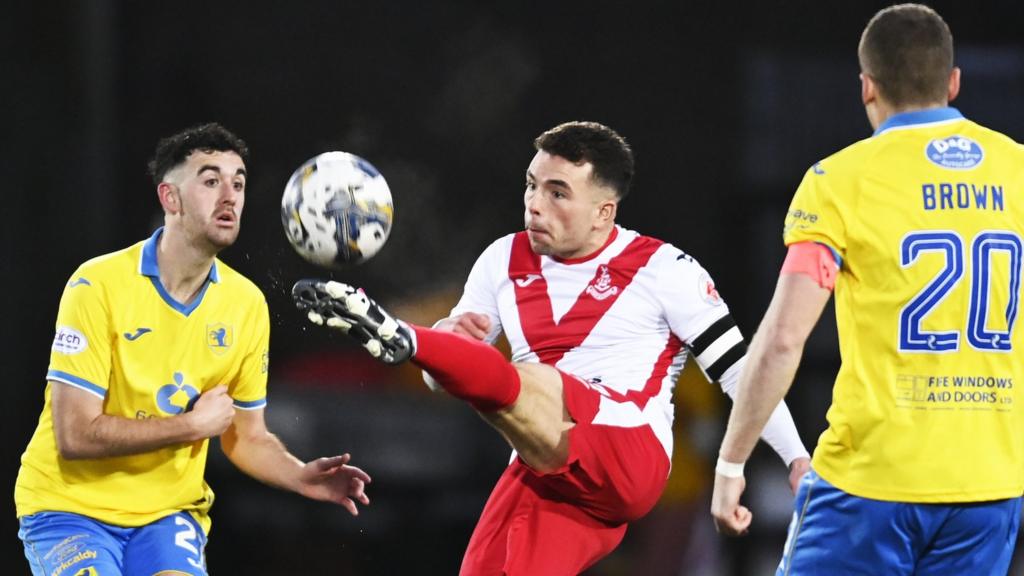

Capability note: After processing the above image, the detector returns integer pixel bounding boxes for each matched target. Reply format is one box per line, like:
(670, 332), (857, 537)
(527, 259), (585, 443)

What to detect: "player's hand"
(297, 454), (372, 516)
(711, 473), (752, 537)
(436, 312), (492, 341)
(788, 457), (811, 495)
(186, 385), (235, 440)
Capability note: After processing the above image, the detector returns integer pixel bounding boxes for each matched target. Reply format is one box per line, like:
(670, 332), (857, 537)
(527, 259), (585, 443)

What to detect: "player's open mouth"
(215, 212), (236, 225)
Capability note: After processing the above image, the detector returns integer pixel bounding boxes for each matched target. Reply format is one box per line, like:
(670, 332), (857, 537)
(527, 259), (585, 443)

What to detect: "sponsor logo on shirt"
(925, 135), (984, 170)
(52, 326), (88, 355)
(156, 371), (200, 415)
(585, 264), (619, 301)
(67, 277), (91, 288)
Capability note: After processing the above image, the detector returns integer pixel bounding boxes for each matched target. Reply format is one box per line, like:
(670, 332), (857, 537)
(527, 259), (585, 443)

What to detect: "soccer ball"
(281, 151), (394, 268)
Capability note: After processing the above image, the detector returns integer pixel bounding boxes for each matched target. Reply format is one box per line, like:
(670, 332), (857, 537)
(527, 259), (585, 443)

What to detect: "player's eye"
(205, 178), (219, 187)
(234, 181), (245, 192)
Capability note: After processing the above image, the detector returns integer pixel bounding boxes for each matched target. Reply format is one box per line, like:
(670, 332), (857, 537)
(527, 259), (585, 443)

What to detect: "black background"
(6, 1), (1024, 574)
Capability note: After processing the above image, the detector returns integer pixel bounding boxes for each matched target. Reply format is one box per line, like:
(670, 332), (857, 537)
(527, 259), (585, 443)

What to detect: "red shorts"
(460, 372), (671, 575)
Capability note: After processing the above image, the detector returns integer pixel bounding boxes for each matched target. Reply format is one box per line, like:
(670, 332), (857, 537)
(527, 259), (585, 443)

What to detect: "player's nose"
(219, 182), (239, 204)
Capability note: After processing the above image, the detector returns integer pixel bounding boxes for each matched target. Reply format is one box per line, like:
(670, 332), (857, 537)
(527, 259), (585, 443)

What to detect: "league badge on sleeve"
(698, 272), (723, 306)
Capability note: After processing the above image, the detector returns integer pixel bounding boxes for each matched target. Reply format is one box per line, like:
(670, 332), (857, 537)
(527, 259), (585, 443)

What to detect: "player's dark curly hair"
(534, 121), (634, 200)
(147, 123), (250, 185)
(859, 4), (953, 107)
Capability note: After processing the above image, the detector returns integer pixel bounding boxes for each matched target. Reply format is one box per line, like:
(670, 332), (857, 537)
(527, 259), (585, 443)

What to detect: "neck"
(157, 225), (216, 304)
(869, 99), (948, 130)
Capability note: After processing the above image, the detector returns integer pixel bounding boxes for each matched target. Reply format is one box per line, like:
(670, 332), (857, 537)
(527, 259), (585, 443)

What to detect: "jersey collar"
(139, 227), (220, 316)
(551, 226), (619, 265)
(873, 107), (964, 136)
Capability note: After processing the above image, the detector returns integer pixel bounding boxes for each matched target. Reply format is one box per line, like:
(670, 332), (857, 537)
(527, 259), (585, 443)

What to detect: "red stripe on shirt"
(605, 333), (683, 410)
(509, 231), (664, 365)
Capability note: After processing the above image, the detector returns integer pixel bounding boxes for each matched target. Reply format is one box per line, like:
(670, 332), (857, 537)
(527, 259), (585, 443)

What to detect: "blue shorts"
(777, 470), (1021, 575)
(19, 511), (208, 576)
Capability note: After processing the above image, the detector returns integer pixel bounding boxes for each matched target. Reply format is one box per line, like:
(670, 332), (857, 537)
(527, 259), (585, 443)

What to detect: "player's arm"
(711, 242), (835, 536)
(51, 382), (234, 459)
(220, 407), (371, 516)
(434, 236), (507, 342)
(716, 360), (810, 492)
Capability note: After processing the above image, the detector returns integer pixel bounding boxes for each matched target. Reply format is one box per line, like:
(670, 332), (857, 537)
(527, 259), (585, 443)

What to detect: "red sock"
(410, 325), (521, 412)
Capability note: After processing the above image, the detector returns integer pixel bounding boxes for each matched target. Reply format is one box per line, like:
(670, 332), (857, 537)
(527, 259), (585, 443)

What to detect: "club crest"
(207, 323), (233, 355)
(585, 264), (619, 301)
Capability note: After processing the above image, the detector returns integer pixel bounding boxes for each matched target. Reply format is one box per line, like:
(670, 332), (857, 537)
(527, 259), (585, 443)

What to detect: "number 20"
(899, 230), (1022, 352)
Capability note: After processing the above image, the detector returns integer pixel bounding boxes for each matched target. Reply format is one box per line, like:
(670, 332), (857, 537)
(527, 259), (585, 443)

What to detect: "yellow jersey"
(785, 107), (1024, 502)
(15, 228), (270, 531)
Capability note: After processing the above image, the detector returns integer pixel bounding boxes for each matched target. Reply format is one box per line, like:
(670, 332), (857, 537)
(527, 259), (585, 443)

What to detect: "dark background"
(6, 1), (1024, 574)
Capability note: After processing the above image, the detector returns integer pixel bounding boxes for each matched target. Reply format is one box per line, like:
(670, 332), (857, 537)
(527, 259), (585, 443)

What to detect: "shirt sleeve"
(656, 249), (809, 466)
(229, 297), (270, 410)
(47, 270), (112, 399)
(717, 358), (810, 466)
(448, 237), (507, 344)
(783, 161), (848, 262)
(655, 250), (745, 382)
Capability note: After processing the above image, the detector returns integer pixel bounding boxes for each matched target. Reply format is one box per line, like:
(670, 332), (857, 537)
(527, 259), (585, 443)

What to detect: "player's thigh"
(509, 362), (568, 425)
(777, 471), (916, 576)
(915, 497), (1021, 576)
(484, 362), (571, 469)
(503, 495), (626, 576)
(122, 512), (208, 576)
(18, 512), (124, 576)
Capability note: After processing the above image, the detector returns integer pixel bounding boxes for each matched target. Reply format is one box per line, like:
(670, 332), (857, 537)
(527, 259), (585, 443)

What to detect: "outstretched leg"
(293, 280), (573, 472)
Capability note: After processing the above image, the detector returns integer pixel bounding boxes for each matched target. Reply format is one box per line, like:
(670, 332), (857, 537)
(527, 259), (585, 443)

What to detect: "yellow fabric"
(16, 231), (269, 532)
(785, 109), (1024, 502)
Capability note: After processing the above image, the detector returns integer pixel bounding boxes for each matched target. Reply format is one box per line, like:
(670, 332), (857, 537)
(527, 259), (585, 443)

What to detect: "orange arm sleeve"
(780, 242), (839, 290)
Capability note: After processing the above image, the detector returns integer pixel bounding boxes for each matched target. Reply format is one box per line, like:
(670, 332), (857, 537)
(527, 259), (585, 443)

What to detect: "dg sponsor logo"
(925, 135), (983, 170)
(52, 326), (88, 355)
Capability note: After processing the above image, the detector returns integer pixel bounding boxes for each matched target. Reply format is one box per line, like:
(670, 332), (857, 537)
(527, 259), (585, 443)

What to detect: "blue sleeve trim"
(817, 242), (843, 269)
(233, 398), (267, 410)
(47, 370), (106, 399)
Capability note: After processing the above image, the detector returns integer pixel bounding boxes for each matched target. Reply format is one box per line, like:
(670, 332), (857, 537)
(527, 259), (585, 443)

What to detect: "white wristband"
(716, 457), (745, 478)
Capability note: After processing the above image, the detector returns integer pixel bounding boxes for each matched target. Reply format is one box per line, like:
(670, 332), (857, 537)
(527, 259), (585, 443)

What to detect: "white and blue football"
(281, 151), (393, 268)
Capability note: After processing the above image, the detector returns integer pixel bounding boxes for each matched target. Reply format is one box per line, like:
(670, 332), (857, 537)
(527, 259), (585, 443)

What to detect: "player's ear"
(157, 182), (180, 215)
(947, 67), (961, 103)
(599, 199), (617, 223)
(860, 72), (877, 106)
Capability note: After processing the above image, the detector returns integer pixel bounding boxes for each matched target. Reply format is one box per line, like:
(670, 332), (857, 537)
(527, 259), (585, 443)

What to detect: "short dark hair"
(858, 3), (954, 107)
(534, 121), (634, 200)
(147, 122), (250, 185)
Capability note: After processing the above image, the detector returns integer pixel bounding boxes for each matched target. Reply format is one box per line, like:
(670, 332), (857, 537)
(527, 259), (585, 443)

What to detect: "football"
(281, 151), (394, 268)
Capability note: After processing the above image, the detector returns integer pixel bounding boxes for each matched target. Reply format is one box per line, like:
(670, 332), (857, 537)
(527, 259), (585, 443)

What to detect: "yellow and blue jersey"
(15, 228), (270, 531)
(784, 107), (1024, 502)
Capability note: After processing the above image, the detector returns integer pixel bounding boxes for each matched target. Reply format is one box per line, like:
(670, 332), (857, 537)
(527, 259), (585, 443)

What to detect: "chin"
(208, 228), (239, 250)
(527, 238), (553, 256)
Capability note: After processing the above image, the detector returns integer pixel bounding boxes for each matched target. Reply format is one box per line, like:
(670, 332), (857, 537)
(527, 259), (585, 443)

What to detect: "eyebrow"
(197, 164), (247, 178)
(526, 170), (570, 190)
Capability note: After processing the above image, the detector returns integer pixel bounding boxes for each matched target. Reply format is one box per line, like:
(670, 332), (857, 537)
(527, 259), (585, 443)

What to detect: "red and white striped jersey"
(449, 226), (748, 458)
